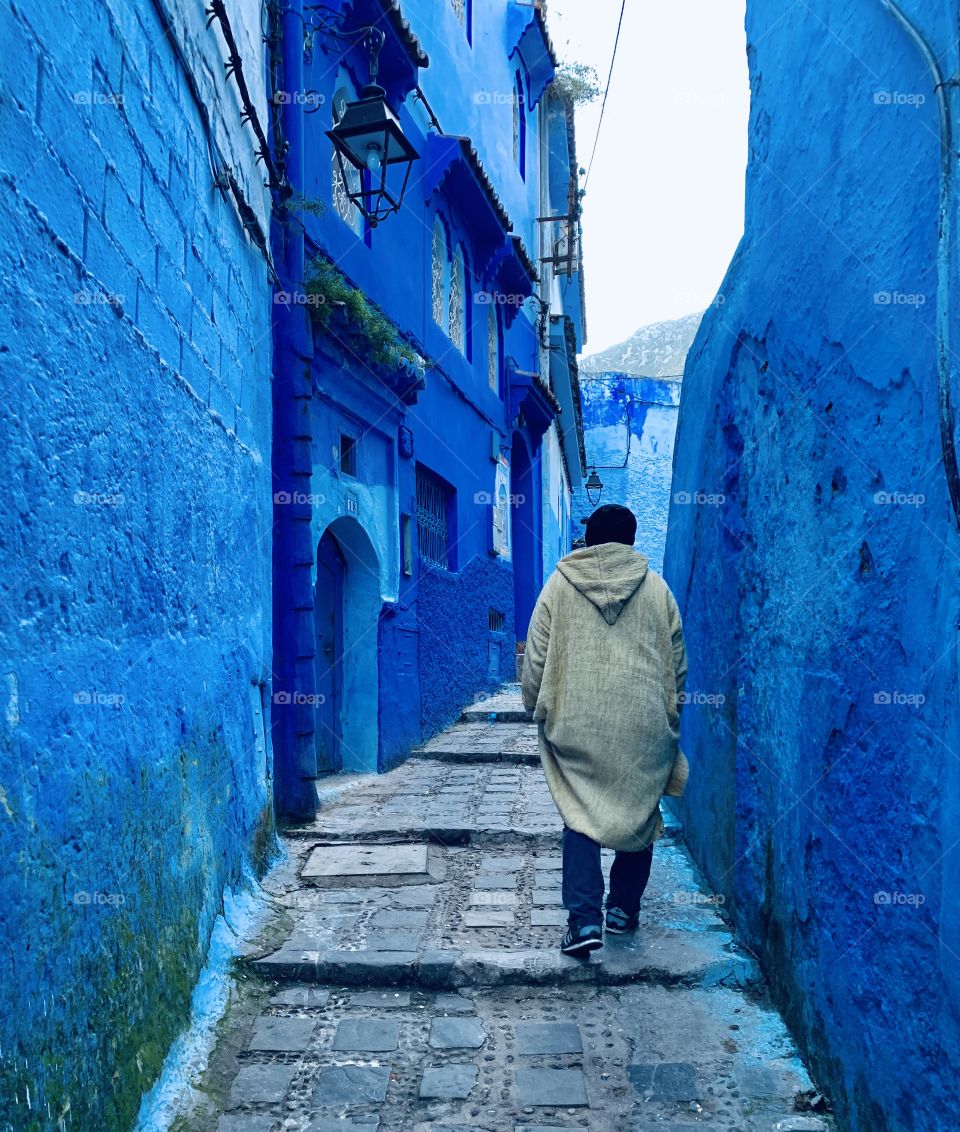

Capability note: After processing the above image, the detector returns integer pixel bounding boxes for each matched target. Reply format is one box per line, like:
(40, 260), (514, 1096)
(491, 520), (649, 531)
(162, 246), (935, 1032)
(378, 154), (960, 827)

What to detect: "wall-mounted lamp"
(326, 29), (419, 227)
(584, 467), (604, 507)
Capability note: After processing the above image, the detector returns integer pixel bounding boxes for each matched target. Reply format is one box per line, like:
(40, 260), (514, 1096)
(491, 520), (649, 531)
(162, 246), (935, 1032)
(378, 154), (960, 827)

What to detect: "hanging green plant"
(304, 254), (423, 371)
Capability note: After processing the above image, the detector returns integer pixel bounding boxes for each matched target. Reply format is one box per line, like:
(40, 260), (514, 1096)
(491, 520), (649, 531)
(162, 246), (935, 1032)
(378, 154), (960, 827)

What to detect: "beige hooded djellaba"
(521, 542), (689, 853)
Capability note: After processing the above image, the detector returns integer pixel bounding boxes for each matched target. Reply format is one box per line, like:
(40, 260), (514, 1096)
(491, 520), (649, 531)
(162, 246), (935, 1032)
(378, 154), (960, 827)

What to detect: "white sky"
(547, 0), (750, 355)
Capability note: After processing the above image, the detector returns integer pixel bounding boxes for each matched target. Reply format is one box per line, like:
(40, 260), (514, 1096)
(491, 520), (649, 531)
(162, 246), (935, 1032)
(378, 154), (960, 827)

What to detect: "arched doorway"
(314, 516), (382, 774)
(511, 430), (538, 641)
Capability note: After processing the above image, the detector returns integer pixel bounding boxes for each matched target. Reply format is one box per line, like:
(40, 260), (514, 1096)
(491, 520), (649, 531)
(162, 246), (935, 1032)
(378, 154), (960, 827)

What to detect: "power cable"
(583, 0), (627, 190)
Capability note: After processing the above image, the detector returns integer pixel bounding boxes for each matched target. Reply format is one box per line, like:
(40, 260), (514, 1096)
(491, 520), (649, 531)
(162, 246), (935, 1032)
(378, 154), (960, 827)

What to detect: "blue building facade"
(663, 2), (960, 1128)
(572, 374), (682, 573)
(271, 0), (587, 811)
(0, 0), (275, 1126)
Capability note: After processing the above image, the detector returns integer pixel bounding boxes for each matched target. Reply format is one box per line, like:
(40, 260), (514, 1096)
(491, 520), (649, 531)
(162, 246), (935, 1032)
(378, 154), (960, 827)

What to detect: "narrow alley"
(4, 0), (959, 1129)
(179, 688), (833, 1132)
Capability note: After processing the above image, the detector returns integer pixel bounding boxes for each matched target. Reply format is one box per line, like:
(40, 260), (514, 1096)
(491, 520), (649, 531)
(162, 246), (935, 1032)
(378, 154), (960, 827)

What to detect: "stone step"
(283, 815), (683, 845)
(412, 721), (539, 763)
(460, 684), (529, 723)
(251, 926), (760, 991)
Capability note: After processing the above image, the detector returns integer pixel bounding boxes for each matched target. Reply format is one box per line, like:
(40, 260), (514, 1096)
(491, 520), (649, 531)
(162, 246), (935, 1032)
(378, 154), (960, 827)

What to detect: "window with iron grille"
(416, 465), (452, 569)
(449, 245), (465, 353)
(431, 217), (446, 327)
(488, 608), (505, 632)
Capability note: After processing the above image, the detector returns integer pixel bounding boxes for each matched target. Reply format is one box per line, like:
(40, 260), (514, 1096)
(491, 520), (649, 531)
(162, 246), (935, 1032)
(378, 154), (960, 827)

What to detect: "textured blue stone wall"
(663, 3), (960, 1128)
(573, 375), (681, 573)
(0, 1), (273, 1126)
(416, 554), (516, 739)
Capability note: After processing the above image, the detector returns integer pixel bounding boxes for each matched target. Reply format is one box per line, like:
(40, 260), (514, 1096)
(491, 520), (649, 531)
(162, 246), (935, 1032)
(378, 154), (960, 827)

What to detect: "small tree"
(553, 61), (602, 107)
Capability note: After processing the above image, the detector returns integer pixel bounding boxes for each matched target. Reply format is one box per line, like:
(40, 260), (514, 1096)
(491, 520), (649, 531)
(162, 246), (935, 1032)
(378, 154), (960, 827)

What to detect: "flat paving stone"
(248, 1015), (316, 1052)
(429, 1016), (487, 1048)
(531, 889), (563, 905)
(469, 890), (518, 906)
(515, 1067), (588, 1106)
(371, 909), (429, 929)
(515, 1021), (582, 1054)
(472, 873), (518, 889)
(229, 1062), (298, 1104)
(479, 857), (525, 872)
(350, 990), (411, 1008)
(303, 843), (429, 887)
(418, 1063), (479, 1099)
(530, 908), (567, 927)
(217, 1118), (277, 1132)
(629, 1061), (700, 1101)
(434, 993), (474, 1012)
(310, 1064), (391, 1105)
(306, 1120), (379, 1132)
(332, 1017), (401, 1052)
(463, 909), (516, 927)
(270, 986), (330, 1007)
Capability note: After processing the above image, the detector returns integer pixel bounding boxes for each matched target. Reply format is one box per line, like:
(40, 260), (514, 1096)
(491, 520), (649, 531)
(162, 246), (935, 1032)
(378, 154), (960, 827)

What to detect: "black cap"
(584, 504), (637, 548)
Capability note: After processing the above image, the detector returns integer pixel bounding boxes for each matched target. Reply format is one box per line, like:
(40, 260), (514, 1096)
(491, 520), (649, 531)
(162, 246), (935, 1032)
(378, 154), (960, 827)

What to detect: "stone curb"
(281, 823), (684, 846)
(459, 708), (532, 723)
(409, 746), (540, 764)
(250, 935), (760, 991)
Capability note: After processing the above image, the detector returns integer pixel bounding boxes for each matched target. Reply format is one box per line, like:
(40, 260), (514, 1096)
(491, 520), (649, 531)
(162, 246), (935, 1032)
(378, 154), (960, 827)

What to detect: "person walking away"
(521, 504), (689, 957)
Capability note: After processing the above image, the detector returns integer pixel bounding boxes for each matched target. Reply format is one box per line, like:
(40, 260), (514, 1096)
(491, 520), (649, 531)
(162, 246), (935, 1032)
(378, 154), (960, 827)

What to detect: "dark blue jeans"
(562, 825), (654, 929)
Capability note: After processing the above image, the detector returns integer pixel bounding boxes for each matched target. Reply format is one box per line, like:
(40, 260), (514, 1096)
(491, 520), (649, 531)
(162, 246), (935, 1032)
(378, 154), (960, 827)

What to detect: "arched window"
(431, 217), (446, 327)
(449, 245), (466, 353)
(487, 303), (499, 391)
(513, 72), (526, 178)
(332, 154), (362, 233)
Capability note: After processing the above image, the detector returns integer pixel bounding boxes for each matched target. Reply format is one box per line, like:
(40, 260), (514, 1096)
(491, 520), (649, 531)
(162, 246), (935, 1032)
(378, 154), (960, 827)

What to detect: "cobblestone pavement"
(180, 688), (836, 1132)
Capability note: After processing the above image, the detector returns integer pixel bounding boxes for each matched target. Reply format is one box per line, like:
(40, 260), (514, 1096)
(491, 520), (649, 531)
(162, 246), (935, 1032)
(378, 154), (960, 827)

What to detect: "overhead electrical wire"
(583, 0), (627, 190)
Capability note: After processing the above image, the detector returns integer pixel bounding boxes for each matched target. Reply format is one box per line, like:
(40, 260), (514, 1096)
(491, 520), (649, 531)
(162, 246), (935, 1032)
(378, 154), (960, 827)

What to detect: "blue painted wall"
(0, 0), (275, 1126)
(663, 3), (960, 1128)
(573, 375), (681, 573)
(272, 0), (569, 791)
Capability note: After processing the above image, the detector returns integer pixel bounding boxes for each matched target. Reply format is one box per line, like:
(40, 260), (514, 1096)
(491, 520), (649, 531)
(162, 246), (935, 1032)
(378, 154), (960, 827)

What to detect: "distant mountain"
(579, 311), (704, 378)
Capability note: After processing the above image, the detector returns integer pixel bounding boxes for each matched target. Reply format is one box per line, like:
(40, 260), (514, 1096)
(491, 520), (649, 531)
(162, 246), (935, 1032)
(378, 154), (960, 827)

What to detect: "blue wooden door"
(315, 531), (345, 773)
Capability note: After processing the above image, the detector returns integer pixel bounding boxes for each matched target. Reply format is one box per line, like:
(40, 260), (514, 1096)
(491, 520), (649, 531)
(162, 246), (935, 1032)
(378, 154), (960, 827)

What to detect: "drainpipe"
(878, 0), (960, 528)
(272, 0), (320, 819)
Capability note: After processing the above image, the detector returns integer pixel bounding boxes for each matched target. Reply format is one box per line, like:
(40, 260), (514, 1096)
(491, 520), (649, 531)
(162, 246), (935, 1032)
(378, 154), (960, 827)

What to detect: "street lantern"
(326, 29), (419, 227)
(585, 468), (604, 506)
